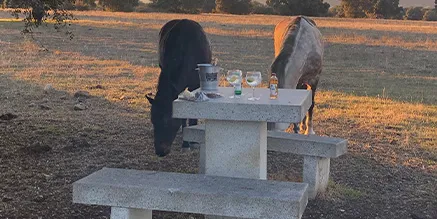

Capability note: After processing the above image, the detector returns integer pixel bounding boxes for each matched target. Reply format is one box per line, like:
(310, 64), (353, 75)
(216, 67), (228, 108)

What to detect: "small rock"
(181, 147), (191, 154)
(43, 84), (54, 94)
(119, 95), (132, 100)
(28, 103), (36, 107)
(2, 196), (13, 202)
(60, 95), (68, 100)
(76, 97), (86, 103)
(74, 91), (91, 99)
(22, 142), (52, 154)
(39, 104), (51, 110)
(74, 103), (87, 111)
(64, 137), (91, 152)
(41, 98), (49, 103)
(71, 137), (91, 148)
(88, 84), (104, 90)
(0, 113), (18, 121)
(77, 132), (88, 137)
(33, 195), (45, 203)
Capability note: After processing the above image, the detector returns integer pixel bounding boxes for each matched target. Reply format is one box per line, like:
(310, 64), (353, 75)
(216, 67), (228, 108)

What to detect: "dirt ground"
(1, 10), (437, 219)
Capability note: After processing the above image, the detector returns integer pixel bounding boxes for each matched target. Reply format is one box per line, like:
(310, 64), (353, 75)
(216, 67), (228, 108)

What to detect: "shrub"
(150, 0), (203, 14)
(64, 0), (97, 11)
(215, 0), (252, 15)
(250, 1), (274, 14)
(423, 9), (437, 21)
(202, 0), (215, 13)
(3, 0), (22, 8)
(405, 7), (425, 20)
(328, 5), (345, 17)
(134, 2), (156, 13)
(98, 0), (139, 12)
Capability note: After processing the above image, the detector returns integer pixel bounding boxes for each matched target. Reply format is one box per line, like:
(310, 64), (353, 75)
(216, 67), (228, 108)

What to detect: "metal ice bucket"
(196, 64), (222, 91)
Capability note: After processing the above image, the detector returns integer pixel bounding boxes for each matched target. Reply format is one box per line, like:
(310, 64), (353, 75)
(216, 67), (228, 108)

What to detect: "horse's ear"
(146, 93), (155, 104)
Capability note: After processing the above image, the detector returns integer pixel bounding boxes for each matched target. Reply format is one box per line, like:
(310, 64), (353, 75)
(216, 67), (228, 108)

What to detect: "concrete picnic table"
(173, 87), (312, 181)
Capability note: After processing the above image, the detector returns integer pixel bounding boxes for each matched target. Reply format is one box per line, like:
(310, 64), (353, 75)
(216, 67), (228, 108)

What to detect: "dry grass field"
(1, 10), (436, 219)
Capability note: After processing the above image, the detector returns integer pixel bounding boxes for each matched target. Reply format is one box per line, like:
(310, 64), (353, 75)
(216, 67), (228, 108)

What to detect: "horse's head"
(146, 93), (182, 157)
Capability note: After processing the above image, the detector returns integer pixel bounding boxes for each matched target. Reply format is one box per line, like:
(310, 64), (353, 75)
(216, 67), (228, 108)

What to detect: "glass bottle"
(269, 73), (278, 99)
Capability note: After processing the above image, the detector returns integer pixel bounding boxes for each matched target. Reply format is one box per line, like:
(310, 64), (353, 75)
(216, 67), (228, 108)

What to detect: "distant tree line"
(329, 0), (437, 21)
(2, 0), (437, 22)
(148, 0), (329, 16)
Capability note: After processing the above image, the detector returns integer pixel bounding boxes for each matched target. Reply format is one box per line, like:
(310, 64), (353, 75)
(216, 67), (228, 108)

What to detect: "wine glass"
(226, 70), (242, 98)
(245, 71), (262, 101)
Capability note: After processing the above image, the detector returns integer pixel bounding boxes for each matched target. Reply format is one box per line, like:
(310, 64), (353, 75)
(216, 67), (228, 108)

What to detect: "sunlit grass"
(317, 91), (437, 171)
(1, 41), (159, 109)
(326, 34), (437, 51)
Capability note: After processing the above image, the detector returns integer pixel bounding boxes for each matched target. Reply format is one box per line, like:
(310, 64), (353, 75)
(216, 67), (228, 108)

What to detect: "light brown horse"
(270, 16), (324, 135)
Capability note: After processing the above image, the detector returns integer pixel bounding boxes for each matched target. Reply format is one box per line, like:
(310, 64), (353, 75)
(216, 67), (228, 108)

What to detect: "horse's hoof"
(305, 129), (316, 135)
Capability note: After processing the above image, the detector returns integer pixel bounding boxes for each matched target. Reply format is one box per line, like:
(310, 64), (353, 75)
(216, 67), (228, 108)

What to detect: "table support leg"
(303, 156), (330, 199)
(202, 120), (267, 219)
(111, 207), (152, 219)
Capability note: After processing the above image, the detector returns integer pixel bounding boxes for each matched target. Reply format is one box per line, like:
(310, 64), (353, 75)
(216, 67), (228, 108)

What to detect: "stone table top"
(173, 87), (312, 123)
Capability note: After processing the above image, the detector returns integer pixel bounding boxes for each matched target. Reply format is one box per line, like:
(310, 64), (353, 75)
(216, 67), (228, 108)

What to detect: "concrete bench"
(183, 125), (347, 199)
(73, 168), (308, 219)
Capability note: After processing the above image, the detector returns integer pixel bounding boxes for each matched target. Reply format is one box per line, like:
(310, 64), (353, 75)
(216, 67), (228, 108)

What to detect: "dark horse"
(146, 19), (212, 157)
(270, 16), (324, 135)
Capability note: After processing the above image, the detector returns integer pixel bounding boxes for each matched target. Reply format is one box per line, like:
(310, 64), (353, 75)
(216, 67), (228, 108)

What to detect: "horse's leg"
(299, 116), (306, 133)
(293, 123), (300, 133)
(183, 86), (200, 149)
(304, 85), (317, 135)
(295, 83), (309, 134)
(181, 119), (190, 149)
(305, 102), (315, 135)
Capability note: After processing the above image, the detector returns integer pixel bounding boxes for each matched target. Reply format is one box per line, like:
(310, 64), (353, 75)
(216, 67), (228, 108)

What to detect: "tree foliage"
(150, 0), (203, 13)
(215, 0), (252, 15)
(374, 0), (401, 18)
(3, 0), (74, 38)
(422, 9), (437, 21)
(404, 7), (425, 20)
(341, 0), (368, 18)
(63, 0), (96, 10)
(74, 0), (96, 10)
(98, 0), (139, 12)
(202, 0), (216, 13)
(266, 0), (330, 16)
(250, 1), (274, 14)
(328, 5), (344, 17)
(340, 0), (401, 19)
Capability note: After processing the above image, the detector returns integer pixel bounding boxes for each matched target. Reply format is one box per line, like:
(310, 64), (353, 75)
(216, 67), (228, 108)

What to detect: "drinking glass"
(245, 71), (262, 101)
(226, 70), (242, 98)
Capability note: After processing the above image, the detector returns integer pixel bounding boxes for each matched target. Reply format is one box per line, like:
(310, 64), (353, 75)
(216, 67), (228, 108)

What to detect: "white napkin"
(178, 89), (223, 102)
